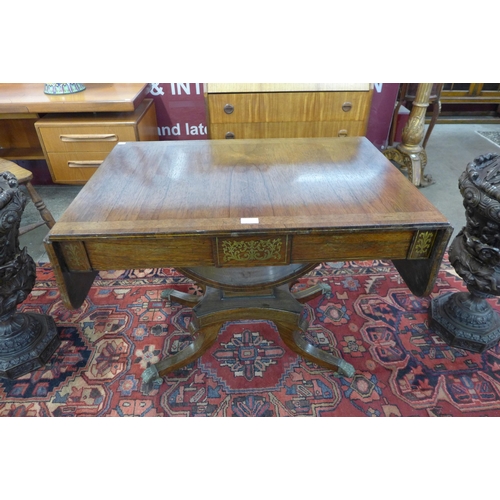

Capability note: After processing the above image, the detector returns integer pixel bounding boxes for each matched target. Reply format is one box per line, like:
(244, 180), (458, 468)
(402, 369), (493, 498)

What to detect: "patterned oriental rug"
(3, 257), (500, 417)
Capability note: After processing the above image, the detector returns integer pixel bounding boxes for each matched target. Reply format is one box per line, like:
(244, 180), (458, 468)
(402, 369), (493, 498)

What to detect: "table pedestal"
(141, 264), (355, 385)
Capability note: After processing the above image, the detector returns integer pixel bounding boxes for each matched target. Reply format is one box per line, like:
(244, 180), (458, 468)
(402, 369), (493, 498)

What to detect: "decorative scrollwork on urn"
(0, 171), (59, 379)
(0, 172), (35, 318)
(450, 153), (500, 294)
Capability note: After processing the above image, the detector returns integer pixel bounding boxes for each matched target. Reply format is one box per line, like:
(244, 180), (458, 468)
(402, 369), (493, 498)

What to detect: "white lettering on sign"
(159, 123), (181, 137)
(374, 83), (383, 93)
(170, 83), (203, 96)
(158, 123), (207, 137)
(185, 123), (208, 136)
(150, 83), (165, 96)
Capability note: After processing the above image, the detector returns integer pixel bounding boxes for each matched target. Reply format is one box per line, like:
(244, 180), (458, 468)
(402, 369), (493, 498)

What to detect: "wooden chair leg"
(388, 103), (402, 147)
(423, 83), (444, 149)
(423, 99), (441, 149)
(24, 181), (56, 229)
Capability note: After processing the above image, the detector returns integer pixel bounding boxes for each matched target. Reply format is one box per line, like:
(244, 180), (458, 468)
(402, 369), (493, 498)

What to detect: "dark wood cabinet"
(439, 84), (500, 122)
(441, 83), (500, 103)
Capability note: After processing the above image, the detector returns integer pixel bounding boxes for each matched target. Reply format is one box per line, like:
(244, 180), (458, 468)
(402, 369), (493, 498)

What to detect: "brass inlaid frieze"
(61, 241), (92, 271)
(222, 238), (282, 262)
(408, 230), (436, 259)
(216, 236), (289, 266)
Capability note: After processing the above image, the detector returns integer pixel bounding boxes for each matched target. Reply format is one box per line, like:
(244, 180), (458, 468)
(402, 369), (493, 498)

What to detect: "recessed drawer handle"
(225, 132), (235, 139)
(60, 134), (118, 142)
(67, 160), (103, 168)
(338, 129), (348, 137)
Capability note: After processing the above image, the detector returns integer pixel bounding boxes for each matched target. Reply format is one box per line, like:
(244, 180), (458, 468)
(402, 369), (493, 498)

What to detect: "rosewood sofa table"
(44, 137), (452, 384)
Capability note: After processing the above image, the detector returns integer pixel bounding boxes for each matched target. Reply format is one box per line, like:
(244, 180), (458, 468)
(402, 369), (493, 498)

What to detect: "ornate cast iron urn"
(0, 171), (59, 379)
(431, 153), (500, 352)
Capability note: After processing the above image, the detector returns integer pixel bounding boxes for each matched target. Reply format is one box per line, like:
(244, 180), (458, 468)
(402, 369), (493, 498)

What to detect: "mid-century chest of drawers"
(205, 83), (373, 140)
(35, 98), (158, 184)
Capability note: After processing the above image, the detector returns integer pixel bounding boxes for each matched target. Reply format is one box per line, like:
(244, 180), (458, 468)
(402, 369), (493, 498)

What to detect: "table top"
(50, 137), (449, 239)
(0, 83), (151, 114)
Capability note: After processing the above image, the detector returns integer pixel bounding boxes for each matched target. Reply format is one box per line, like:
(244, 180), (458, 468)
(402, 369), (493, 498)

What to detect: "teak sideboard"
(0, 83), (158, 184)
(205, 83), (373, 140)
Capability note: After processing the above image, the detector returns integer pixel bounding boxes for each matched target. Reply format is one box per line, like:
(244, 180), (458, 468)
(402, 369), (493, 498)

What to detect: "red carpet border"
(2, 258), (500, 417)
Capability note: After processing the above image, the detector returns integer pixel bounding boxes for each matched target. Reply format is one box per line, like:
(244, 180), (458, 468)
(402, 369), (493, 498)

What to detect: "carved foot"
(292, 282), (331, 304)
(292, 330), (355, 377)
(161, 288), (202, 307)
(141, 364), (162, 385)
(140, 322), (221, 384)
(276, 320), (355, 378)
(419, 173), (435, 187)
(383, 146), (430, 187)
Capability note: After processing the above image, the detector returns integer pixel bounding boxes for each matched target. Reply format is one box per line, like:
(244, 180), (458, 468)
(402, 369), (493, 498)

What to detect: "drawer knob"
(225, 132), (235, 139)
(224, 104), (234, 114)
(342, 102), (353, 112)
(338, 129), (348, 137)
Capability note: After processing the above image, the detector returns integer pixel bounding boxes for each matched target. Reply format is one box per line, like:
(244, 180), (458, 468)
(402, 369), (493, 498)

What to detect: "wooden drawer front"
(209, 121), (368, 140)
(291, 231), (414, 262)
(84, 237), (215, 270)
(38, 124), (138, 153)
(208, 91), (371, 124)
(46, 152), (105, 183)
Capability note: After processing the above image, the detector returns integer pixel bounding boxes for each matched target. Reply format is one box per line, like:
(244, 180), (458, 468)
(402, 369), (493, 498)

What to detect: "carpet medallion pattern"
(2, 259), (500, 417)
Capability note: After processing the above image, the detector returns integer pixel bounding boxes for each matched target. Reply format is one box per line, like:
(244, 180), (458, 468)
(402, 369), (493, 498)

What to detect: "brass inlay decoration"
(62, 242), (91, 271)
(408, 231), (436, 259)
(216, 236), (288, 266)
(221, 238), (283, 263)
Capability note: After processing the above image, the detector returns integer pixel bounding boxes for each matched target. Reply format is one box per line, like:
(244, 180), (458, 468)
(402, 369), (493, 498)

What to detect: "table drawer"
(209, 120), (368, 140)
(46, 151), (105, 183)
(208, 91), (371, 124)
(37, 124), (138, 153)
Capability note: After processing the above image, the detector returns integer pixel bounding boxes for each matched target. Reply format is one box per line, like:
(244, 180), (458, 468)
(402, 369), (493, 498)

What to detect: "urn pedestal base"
(0, 312), (60, 379)
(431, 292), (500, 353)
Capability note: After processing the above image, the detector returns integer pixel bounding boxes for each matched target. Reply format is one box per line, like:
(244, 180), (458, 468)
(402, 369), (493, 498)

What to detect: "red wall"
(365, 83), (399, 150)
(150, 83), (207, 141)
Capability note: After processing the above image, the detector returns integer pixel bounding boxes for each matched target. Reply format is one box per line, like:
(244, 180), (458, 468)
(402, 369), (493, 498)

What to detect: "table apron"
(49, 229), (442, 272)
